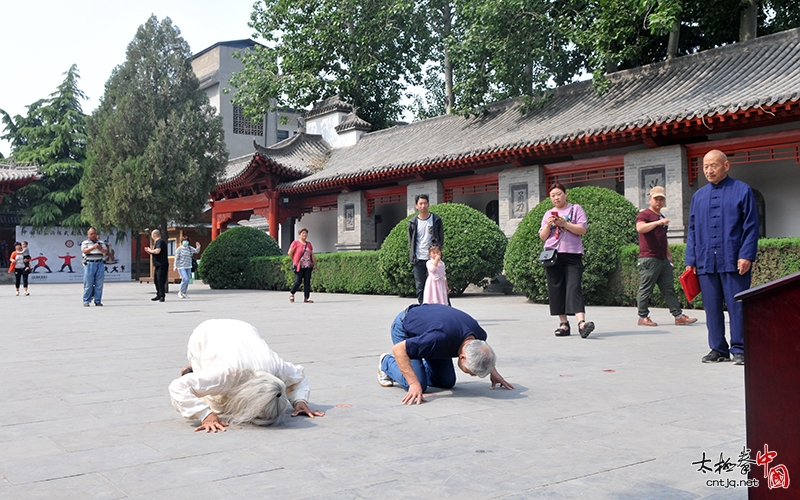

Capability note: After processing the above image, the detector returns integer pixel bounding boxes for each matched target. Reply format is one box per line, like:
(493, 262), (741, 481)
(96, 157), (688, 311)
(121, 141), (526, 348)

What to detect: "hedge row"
(248, 251), (392, 294)
(613, 238), (800, 310)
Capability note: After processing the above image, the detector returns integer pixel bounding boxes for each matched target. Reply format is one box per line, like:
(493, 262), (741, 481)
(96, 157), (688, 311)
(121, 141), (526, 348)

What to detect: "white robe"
(168, 319), (310, 422)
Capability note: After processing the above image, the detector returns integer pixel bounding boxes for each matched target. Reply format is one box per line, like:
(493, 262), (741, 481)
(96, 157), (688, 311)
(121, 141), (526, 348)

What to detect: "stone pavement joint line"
(0, 282), (747, 499)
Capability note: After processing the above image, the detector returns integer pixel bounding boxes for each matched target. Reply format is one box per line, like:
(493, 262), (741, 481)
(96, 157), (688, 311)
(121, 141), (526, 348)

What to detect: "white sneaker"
(377, 353), (393, 387)
(15, 291), (19, 296)
(178, 292), (187, 299)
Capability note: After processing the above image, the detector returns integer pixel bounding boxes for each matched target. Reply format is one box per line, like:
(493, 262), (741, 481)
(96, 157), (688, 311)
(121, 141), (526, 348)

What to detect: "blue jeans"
(178, 268), (191, 294)
(380, 309), (456, 391)
(83, 261), (105, 304)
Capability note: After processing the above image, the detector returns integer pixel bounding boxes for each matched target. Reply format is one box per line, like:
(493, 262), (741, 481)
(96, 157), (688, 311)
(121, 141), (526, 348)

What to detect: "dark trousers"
(413, 259), (428, 304)
(291, 267), (313, 300)
(698, 271), (751, 355)
(14, 269), (28, 289)
(154, 265), (168, 298)
(545, 253), (585, 316)
(637, 257), (682, 318)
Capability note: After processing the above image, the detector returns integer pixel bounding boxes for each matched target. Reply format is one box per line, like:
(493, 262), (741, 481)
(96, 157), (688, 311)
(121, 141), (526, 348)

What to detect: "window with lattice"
(232, 105), (263, 136)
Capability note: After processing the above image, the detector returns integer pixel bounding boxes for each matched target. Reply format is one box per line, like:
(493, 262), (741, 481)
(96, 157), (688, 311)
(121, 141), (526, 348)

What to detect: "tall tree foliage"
(0, 65), (88, 229)
(83, 16), (227, 234)
(231, 0), (425, 130)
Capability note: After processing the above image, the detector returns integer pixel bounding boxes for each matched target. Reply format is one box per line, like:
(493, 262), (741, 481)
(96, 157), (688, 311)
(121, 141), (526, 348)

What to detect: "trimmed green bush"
(378, 203), (508, 296)
(504, 186), (638, 304)
(248, 251), (394, 294)
(199, 226), (282, 289)
(615, 238), (800, 309)
(248, 255), (290, 290)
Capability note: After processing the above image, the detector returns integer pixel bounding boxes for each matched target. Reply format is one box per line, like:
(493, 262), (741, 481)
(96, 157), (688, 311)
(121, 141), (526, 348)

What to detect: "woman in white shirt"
(169, 319), (324, 432)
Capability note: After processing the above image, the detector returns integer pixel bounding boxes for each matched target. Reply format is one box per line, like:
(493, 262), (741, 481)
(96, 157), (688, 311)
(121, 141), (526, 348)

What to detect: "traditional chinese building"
(211, 28), (800, 252)
(0, 161), (40, 263)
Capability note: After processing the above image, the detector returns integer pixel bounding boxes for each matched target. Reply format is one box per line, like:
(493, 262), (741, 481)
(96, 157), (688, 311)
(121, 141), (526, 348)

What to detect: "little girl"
(423, 245), (449, 305)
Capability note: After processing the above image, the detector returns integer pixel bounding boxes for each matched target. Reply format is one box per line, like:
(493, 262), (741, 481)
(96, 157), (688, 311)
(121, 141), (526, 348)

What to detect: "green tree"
(83, 16), (227, 234)
(232, 0), (425, 130)
(0, 65), (89, 229)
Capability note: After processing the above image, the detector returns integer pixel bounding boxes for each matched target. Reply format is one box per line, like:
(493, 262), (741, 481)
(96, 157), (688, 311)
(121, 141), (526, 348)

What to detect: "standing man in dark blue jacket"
(408, 194), (444, 304)
(686, 150), (759, 366)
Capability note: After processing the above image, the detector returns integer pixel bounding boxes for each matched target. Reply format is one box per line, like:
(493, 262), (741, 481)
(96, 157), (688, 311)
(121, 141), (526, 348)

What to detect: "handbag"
(538, 248), (558, 267)
(538, 205), (574, 267)
(679, 267), (701, 302)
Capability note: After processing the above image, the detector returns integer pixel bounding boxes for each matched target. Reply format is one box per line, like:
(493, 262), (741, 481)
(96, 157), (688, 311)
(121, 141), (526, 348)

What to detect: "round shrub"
(199, 226), (282, 289)
(504, 186), (638, 304)
(378, 203), (508, 296)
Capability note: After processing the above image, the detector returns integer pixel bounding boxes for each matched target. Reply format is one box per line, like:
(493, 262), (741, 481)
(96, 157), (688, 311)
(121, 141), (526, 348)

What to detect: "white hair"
(219, 370), (288, 426)
(463, 340), (496, 378)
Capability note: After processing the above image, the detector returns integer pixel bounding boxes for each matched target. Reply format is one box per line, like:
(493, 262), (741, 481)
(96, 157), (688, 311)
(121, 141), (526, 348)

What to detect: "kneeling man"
(169, 319), (324, 432)
(378, 304), (514, 405)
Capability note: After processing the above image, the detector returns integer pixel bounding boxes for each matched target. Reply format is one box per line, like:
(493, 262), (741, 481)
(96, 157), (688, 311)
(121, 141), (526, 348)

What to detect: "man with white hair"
(378, 304), (514, 404)
(169, 319), (324, 432)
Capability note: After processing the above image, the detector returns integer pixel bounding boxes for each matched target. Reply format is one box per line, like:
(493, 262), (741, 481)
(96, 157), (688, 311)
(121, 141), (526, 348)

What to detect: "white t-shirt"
(415, 215), (434, 261)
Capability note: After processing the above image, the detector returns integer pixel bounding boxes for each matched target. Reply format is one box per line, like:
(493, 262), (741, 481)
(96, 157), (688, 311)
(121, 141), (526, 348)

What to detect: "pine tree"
(83, 15), (227, 234)
(0, 64), (89, 228)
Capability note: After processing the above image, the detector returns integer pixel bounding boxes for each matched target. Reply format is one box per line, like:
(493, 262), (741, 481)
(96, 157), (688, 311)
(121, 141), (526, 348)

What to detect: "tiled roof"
(220, 135), (331, 185)
(335, 112), (372, 132)
(303, 95), (353, 119)
(274, 27), (800, 191)
(0, 161), (40, 182)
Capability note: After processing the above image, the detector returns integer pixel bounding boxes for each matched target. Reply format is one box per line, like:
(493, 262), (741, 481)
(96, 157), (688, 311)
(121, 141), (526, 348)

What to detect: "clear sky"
(0, 0), (259, 157)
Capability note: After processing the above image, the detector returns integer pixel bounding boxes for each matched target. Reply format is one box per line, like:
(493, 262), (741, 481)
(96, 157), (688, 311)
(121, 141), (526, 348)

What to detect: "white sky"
(0, 0), (260, 157)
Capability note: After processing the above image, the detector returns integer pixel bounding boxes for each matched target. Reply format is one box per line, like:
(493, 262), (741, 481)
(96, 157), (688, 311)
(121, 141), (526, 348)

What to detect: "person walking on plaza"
(423, 244), (449, 305)
(408, 194), (444, 304)
(288, 228), (317, 303)
(168, 319), (324, 433)
(377, 304), (514, 405)
(8, 242), (30, 296)
(686, 150), (759, 366)
(145, 229), (168, 302)
(636, 186), (697, 327)
(81, 228), (107, 306)
(538, 183), (595, 338)
(173, 237), (201, 299)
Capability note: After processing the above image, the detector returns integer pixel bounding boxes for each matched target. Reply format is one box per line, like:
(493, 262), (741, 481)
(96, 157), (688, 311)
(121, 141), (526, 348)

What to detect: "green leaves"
(0, 64), (89, 229)
(200, 226), (283, 289)
(83, 15), (228, 233)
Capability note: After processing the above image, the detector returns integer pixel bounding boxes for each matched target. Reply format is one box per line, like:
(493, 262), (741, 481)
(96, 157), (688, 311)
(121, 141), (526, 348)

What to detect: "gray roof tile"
(0, 161), (40, 182)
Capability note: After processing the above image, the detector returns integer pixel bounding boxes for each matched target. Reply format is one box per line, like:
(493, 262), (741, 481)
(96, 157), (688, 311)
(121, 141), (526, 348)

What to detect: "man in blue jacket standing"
(408, 194), (444, 304)
(685, 150), (759, 366)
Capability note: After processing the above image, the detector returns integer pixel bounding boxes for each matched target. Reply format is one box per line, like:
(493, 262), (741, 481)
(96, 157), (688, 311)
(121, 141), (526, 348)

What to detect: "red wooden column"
(268, 192), (279, 242)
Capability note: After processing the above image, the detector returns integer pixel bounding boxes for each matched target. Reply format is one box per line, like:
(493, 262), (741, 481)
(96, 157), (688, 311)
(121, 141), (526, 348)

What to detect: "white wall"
(694, 158), (800, 238)
(294, 211), (337, 253)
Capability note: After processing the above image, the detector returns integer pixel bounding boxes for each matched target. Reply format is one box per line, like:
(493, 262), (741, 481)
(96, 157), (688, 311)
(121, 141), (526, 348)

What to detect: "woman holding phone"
(538, 183), (594, 338)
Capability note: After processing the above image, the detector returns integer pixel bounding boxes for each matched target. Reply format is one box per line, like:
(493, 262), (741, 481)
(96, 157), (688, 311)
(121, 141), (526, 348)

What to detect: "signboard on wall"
(15, 226), (132, 283)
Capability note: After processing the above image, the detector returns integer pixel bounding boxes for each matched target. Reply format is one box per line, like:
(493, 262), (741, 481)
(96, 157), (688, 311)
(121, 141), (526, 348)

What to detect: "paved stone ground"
(0, 282), (751, 499)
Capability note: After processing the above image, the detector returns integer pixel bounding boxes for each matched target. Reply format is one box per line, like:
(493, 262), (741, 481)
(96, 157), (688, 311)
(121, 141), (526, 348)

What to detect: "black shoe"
(579, 321), (595, 339)
(702, 350), (730, 363)
(554, 322), (570, 337)
(95, 303), (103, 307)
(158, 297), (165, 302)
(151, 296), (160, 301)
(732, 353), (744, 366)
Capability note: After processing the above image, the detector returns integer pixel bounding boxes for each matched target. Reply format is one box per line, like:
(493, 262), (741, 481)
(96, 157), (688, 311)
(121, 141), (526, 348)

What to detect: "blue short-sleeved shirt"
(402, 304), (488, 360)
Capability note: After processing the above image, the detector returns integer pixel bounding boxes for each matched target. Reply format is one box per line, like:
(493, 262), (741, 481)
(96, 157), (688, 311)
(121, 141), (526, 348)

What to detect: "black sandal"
(555, 322), (570, 337)
(579, 320), (595, 339)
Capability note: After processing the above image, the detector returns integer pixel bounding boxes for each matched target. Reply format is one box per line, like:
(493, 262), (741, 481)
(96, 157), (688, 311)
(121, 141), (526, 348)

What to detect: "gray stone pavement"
(0, 282), (751, 499)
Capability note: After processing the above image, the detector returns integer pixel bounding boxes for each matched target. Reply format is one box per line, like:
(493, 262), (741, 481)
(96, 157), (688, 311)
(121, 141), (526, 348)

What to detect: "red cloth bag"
(679, 268), (701, 302)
